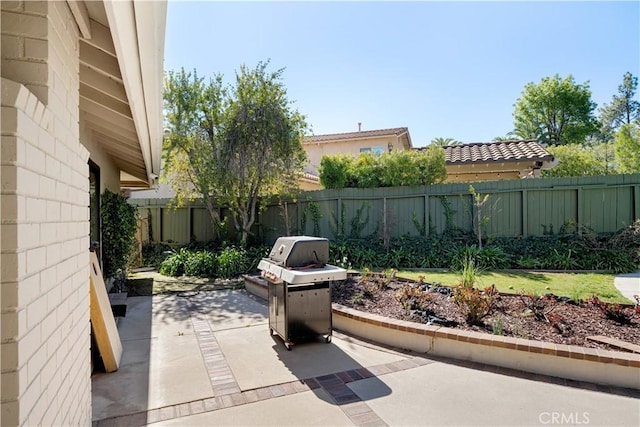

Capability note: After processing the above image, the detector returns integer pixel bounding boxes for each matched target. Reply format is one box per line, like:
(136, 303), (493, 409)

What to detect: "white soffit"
(102, 0), (166, 184)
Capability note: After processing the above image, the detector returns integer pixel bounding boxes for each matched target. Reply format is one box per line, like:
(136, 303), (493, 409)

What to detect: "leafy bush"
(142, 243), (173, 268)
(158, 244), (267, 278)
(101, 190), (138, 278)
(319, 148), (447, 189)
(396, 284), (432, 311)
(159, 248), (190, 277)
(588, 295), (638, 324)
(324, 224), (639, 273)
(449, 245), (509, 271)
(184, 251), (217, 277)
(319, 154), (353, 189)
(217, 246), (248, 278)
(453, 284), (498, 325)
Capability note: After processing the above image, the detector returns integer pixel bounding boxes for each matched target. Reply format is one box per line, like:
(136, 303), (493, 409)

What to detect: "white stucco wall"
(1, 1), (92, 425)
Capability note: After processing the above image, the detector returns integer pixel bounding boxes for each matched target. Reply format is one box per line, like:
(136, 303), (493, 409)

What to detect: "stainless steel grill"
(258, 236), (347, 350)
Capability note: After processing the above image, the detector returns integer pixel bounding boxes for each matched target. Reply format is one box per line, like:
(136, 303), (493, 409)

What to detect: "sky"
(164, 1), (640, 148)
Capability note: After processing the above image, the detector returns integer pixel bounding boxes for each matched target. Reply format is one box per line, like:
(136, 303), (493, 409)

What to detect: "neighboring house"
(301, 126), (413, 189)
(1, 1), (166, 425)
(437, 140), (555, 182)
(301, 129), (553, 187)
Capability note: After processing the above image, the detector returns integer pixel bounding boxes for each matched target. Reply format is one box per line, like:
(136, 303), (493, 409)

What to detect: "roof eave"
(103, 0), (166, 186)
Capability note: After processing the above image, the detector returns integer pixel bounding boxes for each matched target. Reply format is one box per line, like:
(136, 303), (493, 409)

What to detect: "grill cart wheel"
(325, 335), (332, 344)
(269, 328), (275, 336)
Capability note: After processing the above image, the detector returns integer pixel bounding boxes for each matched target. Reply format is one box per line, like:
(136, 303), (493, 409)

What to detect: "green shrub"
(319, 154), (353, 189)
(184, 251), (217, 277)
(142, 243), (173, 268)
(323, 225), (639, 273)
(216, 246), (248, 278)
(318, 148), (447, 189)
(450, 245), (509, 271)
(101, 190), (138, 278)
(453, 285), (498, 325)
(159, 248), (189, 277)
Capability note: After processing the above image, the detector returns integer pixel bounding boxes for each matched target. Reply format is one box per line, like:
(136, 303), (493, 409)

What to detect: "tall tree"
(162, 63), (308, 244)
(162, 69), (226, 232)
(512, 74), (598, 145)
(614, 123), (640, 174)
(599, 72), (640, 140)
(542, 144), (608, 177)
(430, 137), (460, 147)
(221, 62), (308, 242)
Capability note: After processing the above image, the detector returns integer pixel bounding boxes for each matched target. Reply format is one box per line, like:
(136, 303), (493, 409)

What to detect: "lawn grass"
(395, 270), (632, 304)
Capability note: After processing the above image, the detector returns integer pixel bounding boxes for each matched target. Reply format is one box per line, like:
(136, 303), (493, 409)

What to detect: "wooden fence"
(129, 174), (640, 245)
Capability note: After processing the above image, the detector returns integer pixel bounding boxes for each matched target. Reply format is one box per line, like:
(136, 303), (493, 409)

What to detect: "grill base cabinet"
(268, 281), (332, 350)
(258, 236), (346, 351)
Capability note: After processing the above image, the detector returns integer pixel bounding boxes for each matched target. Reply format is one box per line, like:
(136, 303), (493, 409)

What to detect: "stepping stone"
(586, 335), (640, 354)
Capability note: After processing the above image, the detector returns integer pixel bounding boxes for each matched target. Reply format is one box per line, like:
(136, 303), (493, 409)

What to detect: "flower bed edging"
(243, 275), (639, 390)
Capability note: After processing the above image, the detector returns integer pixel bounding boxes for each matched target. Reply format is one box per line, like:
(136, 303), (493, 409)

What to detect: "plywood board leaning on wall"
(89, 252), (123, 372)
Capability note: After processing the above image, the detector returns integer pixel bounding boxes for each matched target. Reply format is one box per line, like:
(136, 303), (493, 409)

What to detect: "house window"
(359, 146), (385, 156)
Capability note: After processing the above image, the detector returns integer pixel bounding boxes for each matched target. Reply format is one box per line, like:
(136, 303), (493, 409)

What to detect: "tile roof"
(434, 140), (553, 164)
(305, 127), (409, 143)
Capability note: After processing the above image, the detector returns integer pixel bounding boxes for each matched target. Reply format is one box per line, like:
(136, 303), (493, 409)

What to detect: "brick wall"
(1, 1), (92, 425)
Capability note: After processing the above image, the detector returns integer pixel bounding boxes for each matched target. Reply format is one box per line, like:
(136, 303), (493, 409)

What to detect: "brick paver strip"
(191, 317), (242, 396)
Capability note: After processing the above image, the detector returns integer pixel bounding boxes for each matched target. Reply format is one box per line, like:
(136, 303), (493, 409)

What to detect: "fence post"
(336, 197), (342, 237)
(635, 185), (640, 220)
(424, 194), (429, 236)
(577, 188), (583, 235)
(522, 190), (528, 237)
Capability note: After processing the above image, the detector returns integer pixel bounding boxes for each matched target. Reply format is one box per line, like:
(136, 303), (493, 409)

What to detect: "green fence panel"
(192, 208), (215, 242)
(582, 186), (634, 232)
(162, 208), (189, 244)
(526, 189), (578, 235)
(131, 174), (640, 243)
(485, 191), (522, 237)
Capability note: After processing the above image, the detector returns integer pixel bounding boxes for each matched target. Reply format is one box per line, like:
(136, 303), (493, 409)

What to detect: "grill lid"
(267, 236), (329, 268)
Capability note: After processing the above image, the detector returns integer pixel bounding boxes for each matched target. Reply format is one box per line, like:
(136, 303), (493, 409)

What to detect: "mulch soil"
(331, 275), (640, 352)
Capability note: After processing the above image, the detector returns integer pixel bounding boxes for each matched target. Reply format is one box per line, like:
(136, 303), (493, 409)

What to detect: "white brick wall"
(1, 1), (91, 425)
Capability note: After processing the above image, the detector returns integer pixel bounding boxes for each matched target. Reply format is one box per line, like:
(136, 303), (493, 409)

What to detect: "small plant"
(547, 313), (572, 337)
(491, 316), (504, 335)
(412, 211), (427, 236)
(520, 292), (556, 321)
(588, 295), (637, 325)
(383, 268), (397, 286)
(396, 284), (432, 311)
(217, 246), (248, 278)
(352, 292), (365, 305)
(543, 249), (578, 270)
(453, 284), (498, 325)
(159, 248), (190, 277)
(349, 202), (371, 239)
(516, 256), (542, 269)
(469, 185), (490, 249)
(301, 199), (322, 236)
(459, 256), (479, 288)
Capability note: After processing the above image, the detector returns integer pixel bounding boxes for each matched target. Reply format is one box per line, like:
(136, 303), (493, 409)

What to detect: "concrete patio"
(92, 289), (640, 426)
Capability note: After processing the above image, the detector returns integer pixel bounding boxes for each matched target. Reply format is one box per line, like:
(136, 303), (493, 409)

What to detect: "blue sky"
(164, 1), (640, 148)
